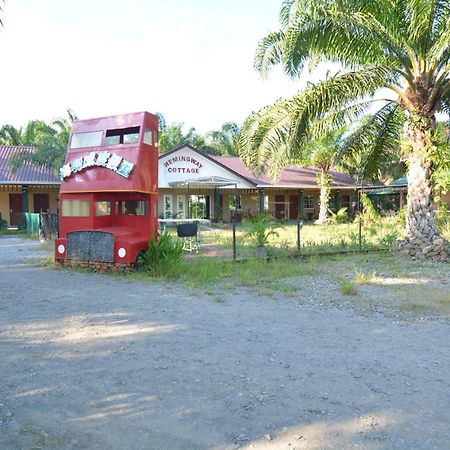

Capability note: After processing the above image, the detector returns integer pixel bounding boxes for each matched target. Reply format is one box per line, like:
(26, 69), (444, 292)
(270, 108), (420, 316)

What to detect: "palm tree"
(206, 122), (240, 156)
(238, 0), (450, 258)
(0, 124), (23, 146)
(8, 109), (77, 173)
(304, 129), (345, 223)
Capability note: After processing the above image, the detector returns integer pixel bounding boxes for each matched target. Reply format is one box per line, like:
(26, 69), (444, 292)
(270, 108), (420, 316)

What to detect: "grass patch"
(0, 229), (27, 236)
(257, 287), (276, 297)
(354, 271), (377, 285)
(394, 286), (450, 317)
(340, 280), (358, 296)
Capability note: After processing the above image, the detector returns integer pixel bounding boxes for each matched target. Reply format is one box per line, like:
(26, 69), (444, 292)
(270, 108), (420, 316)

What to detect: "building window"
(164, 195), (172, 218)
(189, 195), (208, 219)
(229, 195), (242, 210)
(95, 201), (111, 216)
(104, 126), (140, 145)
(61, 200), (90, 217)
(304, 195), (315, 209)
(177, 195), (185, 219)
(70, 131), (102, 149)
(264, 195), (269, 211)
(144, 128), (152, 145)
(116, 200), (147, 215)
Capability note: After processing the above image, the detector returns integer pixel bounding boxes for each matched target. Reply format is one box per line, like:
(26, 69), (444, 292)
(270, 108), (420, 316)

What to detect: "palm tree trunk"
(406, 151), (436, 240)
(401, 118), (449, 260)
(316, 170), (331, 224)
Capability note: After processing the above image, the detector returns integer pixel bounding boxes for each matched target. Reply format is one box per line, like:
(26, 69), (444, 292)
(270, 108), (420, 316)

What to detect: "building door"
(274, 195), (285, 219)
(289, 195), (298, 220)
(9, 194), (23, 226)
(34, 193), (50, 213)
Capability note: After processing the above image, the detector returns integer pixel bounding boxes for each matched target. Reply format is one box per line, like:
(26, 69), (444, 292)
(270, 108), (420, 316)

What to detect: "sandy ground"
(0, 236), (449, 450)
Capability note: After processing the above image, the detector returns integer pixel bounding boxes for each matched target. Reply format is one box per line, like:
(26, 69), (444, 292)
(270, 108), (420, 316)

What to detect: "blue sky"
(0, 1), (327, 133)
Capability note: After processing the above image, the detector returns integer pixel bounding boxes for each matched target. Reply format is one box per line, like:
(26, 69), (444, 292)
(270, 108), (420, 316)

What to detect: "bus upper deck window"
(70, 131), (103, 149)
(105, 126), (140, 145)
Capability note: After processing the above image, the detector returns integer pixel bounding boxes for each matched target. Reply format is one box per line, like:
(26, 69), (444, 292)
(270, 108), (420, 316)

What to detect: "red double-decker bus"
(55, 111), (158, 268)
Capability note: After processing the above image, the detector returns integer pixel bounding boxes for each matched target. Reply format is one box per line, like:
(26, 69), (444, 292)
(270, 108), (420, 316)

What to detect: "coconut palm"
(238, 0), (450, 258)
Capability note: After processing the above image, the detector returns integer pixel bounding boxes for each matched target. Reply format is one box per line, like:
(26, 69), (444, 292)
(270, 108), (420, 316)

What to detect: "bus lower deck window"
(116, 200), (147, 215)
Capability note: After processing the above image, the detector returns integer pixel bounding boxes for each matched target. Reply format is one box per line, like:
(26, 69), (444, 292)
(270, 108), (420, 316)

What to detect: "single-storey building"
(0, 146), (59, 227)
(0, 144), (358, 227)
(158, 145), (357, 222)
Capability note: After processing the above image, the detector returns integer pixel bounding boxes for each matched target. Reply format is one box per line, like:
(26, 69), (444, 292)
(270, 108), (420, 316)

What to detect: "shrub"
(244, 213), (280, 247)
(139, 232), (184, 277)
(359, 193), (380, 226)
(340, 280), (358, 295)
(329, 207), (349, 224)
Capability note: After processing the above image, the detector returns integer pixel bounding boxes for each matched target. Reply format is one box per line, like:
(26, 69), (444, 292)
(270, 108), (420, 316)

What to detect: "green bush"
(340, 280), (358, 295)
(359, 193), (380, 225)
(0, 218), (7, 230)
(139, 232), (184, 277)
(244, 213), (280, 247)
(329, 207), (349, 224)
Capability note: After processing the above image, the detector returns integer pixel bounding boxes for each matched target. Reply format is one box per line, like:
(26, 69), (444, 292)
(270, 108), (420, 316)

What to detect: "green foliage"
(359, 193), (380, 226)
(244, 214), (280, 247)
(329, 207), (349, 224)
(436, 204), (450, 241)
(239, 0), (450, 242)
(3, 109), (77, 173)
(206, 122), (240, 156)
(430, 123), (450, 201)
(396, 206), (407, 226)
(340, 280), (358, 296)
(139, 233), (184, 277)
(157, 115), (216, 154)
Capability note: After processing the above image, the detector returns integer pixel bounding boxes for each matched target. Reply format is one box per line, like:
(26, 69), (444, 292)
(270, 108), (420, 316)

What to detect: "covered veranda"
(166, 176), (263, 222)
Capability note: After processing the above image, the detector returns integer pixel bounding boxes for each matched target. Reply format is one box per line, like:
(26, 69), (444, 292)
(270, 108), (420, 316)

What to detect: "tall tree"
(8, 109), (77, 173)
(206, 122), (240, 156)
(238, 0), (450, 258)
(304, 129), (345, 223)
(158, 120), (217, 154)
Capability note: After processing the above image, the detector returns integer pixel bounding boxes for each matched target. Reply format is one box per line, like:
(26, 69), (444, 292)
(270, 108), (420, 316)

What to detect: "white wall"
(158, 146), (254, 189)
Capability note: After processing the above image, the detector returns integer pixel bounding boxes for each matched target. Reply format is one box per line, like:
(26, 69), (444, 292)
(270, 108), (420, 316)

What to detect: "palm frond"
(254, 31), (284, 77)
(238, 67), (392, 179)
(336, 102), (405, 180)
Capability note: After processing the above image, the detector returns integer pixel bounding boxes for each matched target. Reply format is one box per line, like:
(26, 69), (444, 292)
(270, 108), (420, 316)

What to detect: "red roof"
(212, 156), (355, 188)
(0, 146), (60, 184)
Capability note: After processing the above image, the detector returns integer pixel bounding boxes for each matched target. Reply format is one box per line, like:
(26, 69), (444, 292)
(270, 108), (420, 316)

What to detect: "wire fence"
(183, 213), (404, 261)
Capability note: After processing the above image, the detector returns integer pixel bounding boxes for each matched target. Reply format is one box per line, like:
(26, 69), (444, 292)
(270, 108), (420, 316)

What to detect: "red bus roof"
(60, 111), (158, 194)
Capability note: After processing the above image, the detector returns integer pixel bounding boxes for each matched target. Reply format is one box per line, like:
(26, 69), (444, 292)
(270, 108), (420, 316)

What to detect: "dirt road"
(0, 236), (449, 449)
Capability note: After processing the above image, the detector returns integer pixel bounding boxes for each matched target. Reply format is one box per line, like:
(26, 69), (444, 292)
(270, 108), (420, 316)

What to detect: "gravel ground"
(0, 236), (449, 450)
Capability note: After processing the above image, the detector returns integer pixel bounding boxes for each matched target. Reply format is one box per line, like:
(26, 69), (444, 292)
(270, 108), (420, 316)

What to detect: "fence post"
(359, 215), (362, 250)
(232, 213), (237, 261)
(297, 219), (302, 255)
